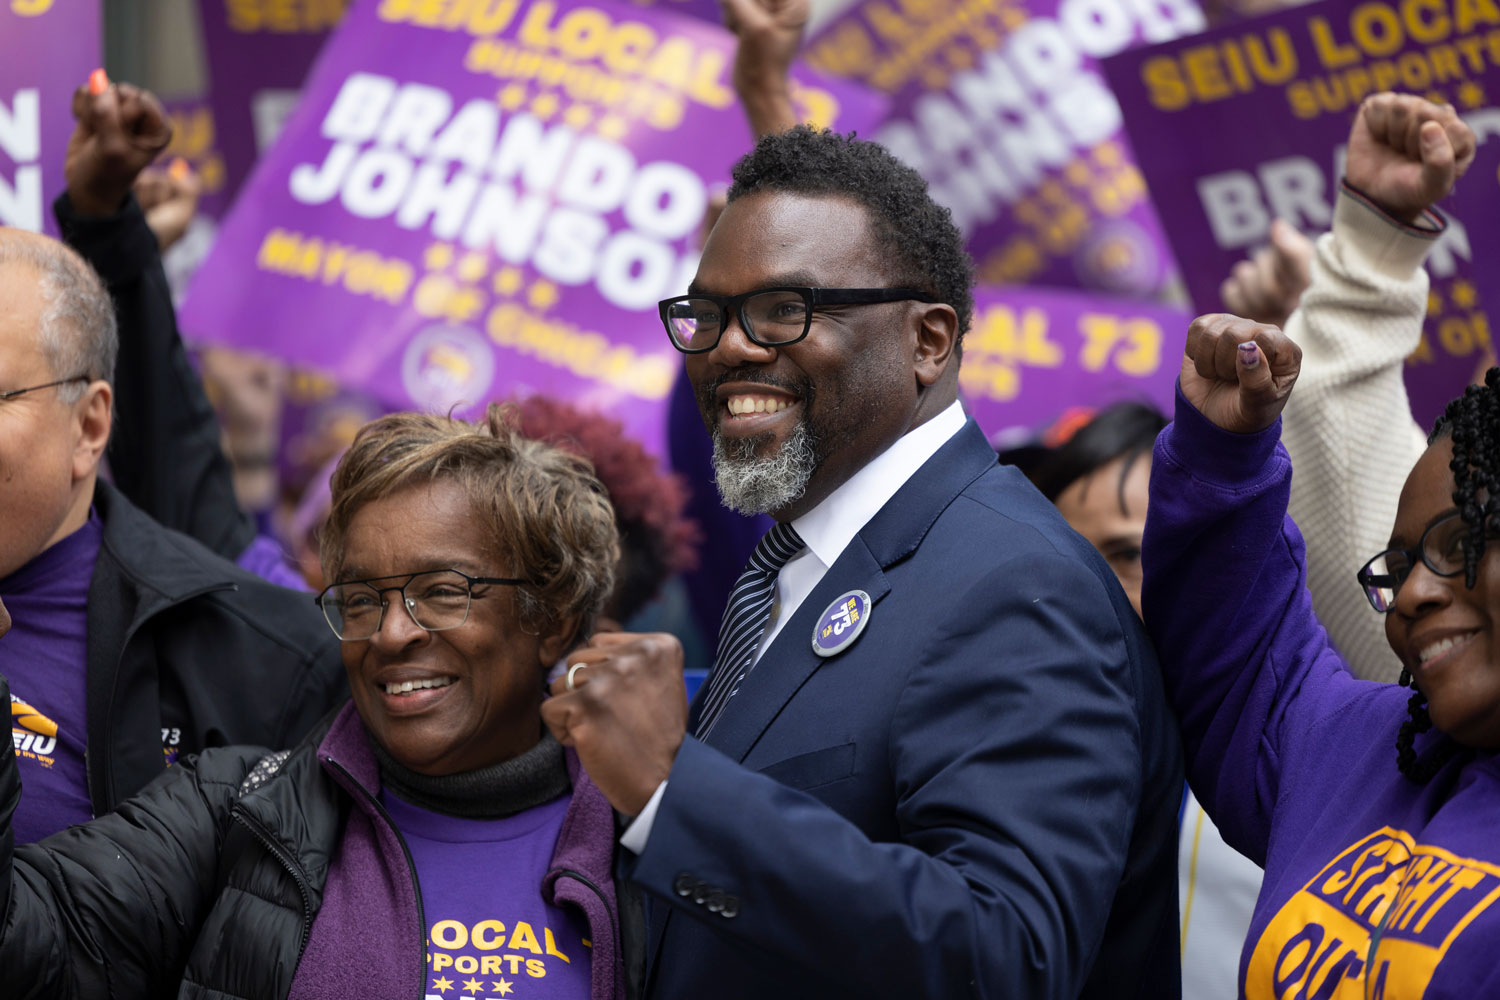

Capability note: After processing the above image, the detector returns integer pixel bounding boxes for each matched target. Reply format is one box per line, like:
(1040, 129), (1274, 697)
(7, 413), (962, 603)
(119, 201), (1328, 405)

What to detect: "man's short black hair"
(726, 125), (976, 342)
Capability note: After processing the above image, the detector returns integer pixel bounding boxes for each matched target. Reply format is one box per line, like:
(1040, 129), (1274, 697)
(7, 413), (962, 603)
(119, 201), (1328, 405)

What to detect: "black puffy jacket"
(1, 680), (644, 1000)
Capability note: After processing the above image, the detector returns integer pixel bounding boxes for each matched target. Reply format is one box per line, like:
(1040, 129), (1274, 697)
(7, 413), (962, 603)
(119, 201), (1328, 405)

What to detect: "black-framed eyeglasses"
(314, 569), (529, 641)
(0, 374), (90, 402)
(1357, 510), (1500, 612)
(659, 286), (940, 354)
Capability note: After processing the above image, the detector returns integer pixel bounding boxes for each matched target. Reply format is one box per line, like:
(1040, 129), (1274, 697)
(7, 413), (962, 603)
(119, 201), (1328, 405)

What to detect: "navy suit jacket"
(629, 420), (1183, 998)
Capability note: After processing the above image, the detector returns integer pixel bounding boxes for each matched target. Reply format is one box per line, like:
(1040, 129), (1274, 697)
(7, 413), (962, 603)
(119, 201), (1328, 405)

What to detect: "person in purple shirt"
(0, 223), (343, 845)
(0, 408), (639, 999)
(1141, 98), (1500, 997)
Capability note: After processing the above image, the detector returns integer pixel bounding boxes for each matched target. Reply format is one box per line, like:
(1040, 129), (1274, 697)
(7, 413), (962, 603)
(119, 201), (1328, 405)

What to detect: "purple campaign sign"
(197, 0), (348, 207)
(0, 1), (100, 236)
(159, 97), (231, 221)
(180, 0), (885, 457)
(960, 284), (1190, 440)
(805, 0), (1206, 298)
(624, 0), (726, 24)
(1102, 0), (1500, 429)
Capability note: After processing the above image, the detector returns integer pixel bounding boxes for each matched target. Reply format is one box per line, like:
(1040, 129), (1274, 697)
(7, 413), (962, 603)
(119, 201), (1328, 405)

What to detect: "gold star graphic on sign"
(457, 252), (488, 282)
(1452, 279), (1478, 310)
(563, 103), (595, 129)
(424, 243), (455, 271)
(1000, 8), (1027, 29)
(530, 92), (561, 119)
(431, 976), (455, 994)
(1428, 290), (1444, 316)
(528, 279), (560, 310)
(493, 267), (524, 296)
(1092, 141), (1123, 167)
(1065, 161), (1091, 186)
(596, 114), (629, 140)
(494, 979), (516, 997)
(462, 978), (485, 993)
(1458, 81), (1487, 108)
(498, 83), (528, 110)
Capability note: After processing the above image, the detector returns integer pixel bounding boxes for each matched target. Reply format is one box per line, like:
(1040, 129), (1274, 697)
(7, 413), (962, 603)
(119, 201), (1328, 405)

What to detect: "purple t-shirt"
(381, 789), (594, 1000)
(1, 514), (101, 843)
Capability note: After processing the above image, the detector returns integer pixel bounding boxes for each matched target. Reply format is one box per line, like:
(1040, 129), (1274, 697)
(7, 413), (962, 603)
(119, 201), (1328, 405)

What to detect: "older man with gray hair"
(0, 228), (343, 845)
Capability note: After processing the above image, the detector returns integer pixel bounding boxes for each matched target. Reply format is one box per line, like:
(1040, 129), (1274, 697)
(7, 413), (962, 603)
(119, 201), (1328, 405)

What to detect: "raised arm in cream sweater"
(1280, 184), (1441, 683)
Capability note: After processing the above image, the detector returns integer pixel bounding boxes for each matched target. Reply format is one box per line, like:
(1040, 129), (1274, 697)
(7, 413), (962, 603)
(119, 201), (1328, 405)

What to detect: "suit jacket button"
(673, 873), (695, 897)
(720, 894), (740, 918)
(692, 883), (713, 905)
(706, 890), (726, 913)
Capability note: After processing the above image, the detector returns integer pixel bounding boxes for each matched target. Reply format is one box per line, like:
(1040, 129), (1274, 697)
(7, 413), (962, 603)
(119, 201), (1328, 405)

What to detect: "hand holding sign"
(65, 75), (173, 218)
(1347, 93), (1476, 224)
(542, 631), (687, 816)
(1180, 314), (1301, 435)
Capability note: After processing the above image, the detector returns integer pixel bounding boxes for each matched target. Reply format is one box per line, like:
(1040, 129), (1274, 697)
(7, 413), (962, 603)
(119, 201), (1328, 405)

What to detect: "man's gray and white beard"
(711, 421), (820, 516)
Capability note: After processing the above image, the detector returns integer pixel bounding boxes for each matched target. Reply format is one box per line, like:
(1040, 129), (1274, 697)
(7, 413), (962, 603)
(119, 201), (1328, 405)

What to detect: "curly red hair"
(508, 396), (700, 623)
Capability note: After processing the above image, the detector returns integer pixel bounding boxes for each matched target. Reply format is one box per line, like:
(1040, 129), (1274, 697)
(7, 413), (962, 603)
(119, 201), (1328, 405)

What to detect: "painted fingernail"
(169, 158), (191, 181)
(87, 68), (109, 95)
(1238, 342), (1260, 368)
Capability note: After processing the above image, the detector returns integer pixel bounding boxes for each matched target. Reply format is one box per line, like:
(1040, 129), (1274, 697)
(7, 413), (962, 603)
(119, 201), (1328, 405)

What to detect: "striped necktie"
(695, 522), (805, 739)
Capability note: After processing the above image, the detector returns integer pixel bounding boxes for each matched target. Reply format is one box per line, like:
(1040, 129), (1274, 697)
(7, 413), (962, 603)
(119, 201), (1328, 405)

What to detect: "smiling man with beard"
(539, 126), (1185, 999)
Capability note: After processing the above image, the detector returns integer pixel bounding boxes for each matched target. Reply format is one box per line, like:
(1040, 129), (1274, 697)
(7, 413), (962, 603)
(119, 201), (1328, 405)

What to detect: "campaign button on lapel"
(812, 590), (872, 658)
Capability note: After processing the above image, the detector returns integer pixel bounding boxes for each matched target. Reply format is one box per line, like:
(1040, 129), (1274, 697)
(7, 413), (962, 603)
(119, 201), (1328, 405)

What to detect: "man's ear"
(913, 303), (959, 387)
(71, 379), (112, 482)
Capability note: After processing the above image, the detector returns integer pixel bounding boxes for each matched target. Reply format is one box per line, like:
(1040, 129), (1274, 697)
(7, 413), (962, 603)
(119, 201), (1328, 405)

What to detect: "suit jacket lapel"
(700, 420), (999, 765)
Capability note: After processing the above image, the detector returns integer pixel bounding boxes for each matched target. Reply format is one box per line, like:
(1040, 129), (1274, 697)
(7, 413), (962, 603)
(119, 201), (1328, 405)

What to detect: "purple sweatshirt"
(1144, 389), (1500, 1000)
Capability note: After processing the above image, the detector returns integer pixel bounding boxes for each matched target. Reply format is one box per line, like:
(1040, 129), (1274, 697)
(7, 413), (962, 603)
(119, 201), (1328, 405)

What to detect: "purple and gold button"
(812, 590), (871, 658)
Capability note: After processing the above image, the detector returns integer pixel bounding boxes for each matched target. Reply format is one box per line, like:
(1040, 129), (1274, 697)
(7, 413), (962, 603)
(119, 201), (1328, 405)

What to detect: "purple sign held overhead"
(805, 0), (1205, 298)
(180, 0), (885, 457)
(625, 0), (726, 24)
(961, 285), (1190, 440)
(197, 0), (349, 206)
(0, 1), (100, 236)
(1103, 0), (1500, 428)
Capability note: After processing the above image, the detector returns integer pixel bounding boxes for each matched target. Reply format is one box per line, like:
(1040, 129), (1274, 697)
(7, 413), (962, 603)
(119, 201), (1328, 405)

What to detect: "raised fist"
(1219, 219), (1314, 329)
(724, 0), (809, 92)
(1179, 314), (1302, 435)
(1346, 93), (1476, 223)
(133, 159), (203, 251)
(65, 73), (174, 218)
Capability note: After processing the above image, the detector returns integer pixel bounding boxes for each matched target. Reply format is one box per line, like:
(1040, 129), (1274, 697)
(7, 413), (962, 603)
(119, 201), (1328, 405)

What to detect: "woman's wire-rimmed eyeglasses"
(315, 568), (528, 641)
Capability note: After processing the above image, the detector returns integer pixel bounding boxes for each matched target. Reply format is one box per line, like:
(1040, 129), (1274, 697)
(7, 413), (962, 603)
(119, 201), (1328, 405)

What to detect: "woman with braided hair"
(1384, 374), (1500, 784)
(1144, 304), (1500, 998)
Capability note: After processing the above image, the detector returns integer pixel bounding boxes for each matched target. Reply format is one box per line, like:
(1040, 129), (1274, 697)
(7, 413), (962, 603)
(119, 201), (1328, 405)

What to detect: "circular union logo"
(400, 325), (496, 412)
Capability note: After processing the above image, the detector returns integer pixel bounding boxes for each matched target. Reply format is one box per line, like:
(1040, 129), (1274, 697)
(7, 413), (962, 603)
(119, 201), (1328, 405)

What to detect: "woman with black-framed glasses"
(1144, 307), (1500, 1000)
(0, 406), (641, 999)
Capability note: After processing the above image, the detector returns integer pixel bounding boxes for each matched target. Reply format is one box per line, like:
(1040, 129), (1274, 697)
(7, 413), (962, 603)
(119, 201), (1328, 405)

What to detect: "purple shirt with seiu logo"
(380, 789), (594, 1000)
(0, 514), (100, 843)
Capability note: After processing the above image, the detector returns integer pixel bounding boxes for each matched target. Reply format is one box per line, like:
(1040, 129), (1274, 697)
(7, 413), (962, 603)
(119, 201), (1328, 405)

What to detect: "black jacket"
(0, 684), (643, 1000)
(55, 192), (257, 562)
(80, 479), (345, 814)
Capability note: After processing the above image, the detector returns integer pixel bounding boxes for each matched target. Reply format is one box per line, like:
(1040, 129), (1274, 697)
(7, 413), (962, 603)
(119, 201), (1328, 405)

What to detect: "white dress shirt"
(621, 400), (967, 853)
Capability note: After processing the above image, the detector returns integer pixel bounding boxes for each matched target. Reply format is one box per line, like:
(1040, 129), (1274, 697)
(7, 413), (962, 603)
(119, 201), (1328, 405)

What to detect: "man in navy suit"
(542, 126), (1183, 998)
